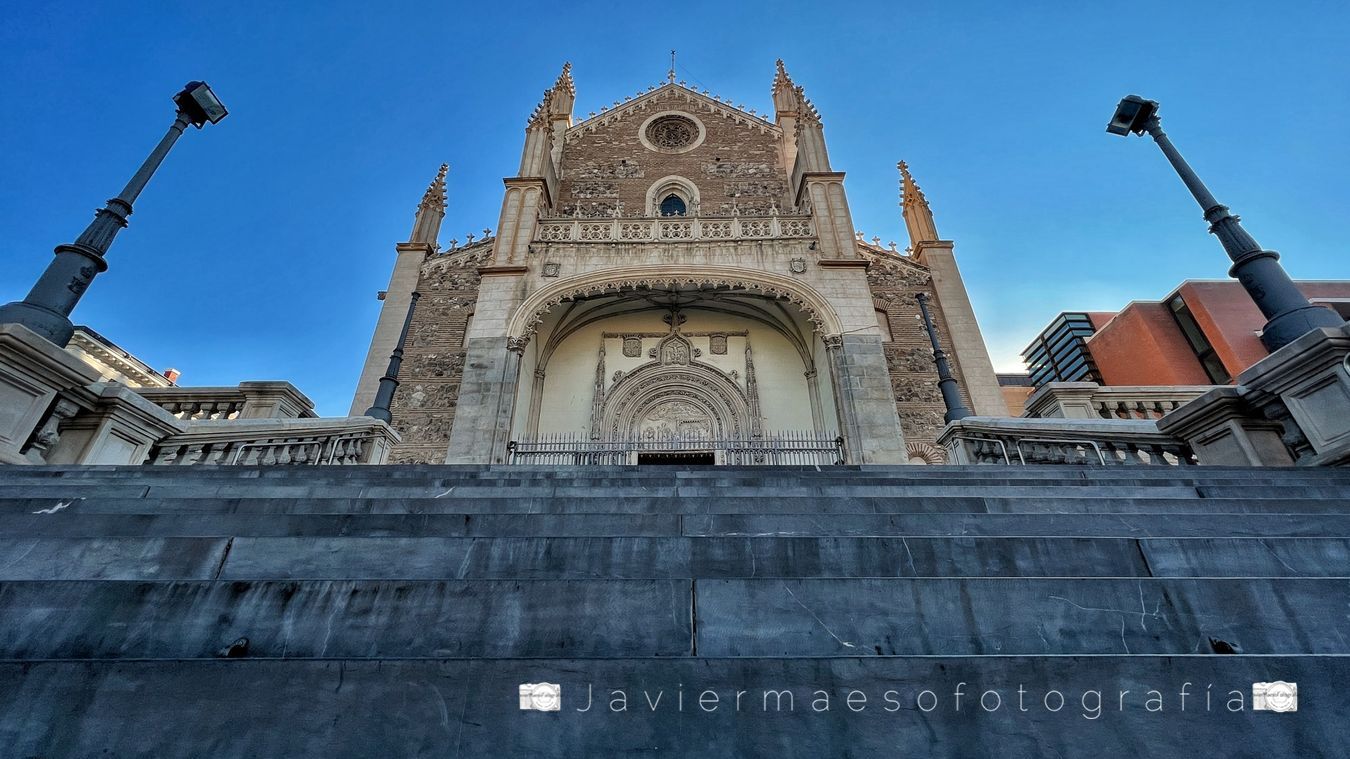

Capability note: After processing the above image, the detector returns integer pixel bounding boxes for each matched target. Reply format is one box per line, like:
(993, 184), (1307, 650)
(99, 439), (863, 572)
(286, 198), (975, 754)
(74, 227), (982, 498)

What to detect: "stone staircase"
(2, 464), (1348, 756)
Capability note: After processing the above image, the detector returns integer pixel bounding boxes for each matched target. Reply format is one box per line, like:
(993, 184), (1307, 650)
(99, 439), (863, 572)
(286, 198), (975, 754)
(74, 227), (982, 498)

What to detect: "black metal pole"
(0, 112), (194, 347)
(1139, 112), (1342, 351)
(365, 292), (421, 423)
(916, 292), (971, 423)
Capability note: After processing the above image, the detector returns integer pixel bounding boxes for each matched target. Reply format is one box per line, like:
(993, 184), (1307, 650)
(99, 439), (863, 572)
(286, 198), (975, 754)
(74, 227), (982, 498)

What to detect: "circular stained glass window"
(645, 115), (699, 151)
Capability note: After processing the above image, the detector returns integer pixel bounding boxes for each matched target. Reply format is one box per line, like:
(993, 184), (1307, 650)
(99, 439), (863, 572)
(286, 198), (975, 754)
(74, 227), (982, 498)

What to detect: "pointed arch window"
(659, 194), (687, 217)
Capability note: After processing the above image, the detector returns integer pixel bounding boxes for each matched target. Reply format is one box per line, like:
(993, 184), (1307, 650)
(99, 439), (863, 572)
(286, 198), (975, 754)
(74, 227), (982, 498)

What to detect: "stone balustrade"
(1023, 381), (1215, 420)
(135, 381), (317, 421)
(535, 213), (815, 244)
(148, 417), (400, 466)
(938, 416), (1196, 466)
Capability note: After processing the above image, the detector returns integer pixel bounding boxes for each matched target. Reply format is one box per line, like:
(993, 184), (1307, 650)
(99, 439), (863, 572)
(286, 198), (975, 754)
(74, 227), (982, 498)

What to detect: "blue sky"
(2, 1), (1347, 415)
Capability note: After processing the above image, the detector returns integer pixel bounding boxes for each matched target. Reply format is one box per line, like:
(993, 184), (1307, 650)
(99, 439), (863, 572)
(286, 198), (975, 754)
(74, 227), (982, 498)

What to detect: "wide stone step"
(0, 579), (692, 659)
(8, 511), (1350, 539)
(0, 656), (1342, 757)
(8, 494), (1350, 516)
(3, 536), (1347, 581)
(2, 577), (1346, 659)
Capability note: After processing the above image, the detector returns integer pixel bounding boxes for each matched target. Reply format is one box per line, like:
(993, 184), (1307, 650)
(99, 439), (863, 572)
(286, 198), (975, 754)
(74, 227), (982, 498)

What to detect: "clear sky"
(2, 1), (1347, 415)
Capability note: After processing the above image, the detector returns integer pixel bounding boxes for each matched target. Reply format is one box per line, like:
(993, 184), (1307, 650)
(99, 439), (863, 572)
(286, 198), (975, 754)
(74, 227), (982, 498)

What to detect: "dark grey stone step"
(0, 579), (692, 660)
(0, 512), (685, 538)
(3, 577), (1346, 659)
(4, 536), (1344, 581)
(2, 656), (1343, 758)
(0, 537), (229, 580)
(8, 494), (1350, 516)
(696, 577), (1350, 656)
(9, 511), (1350, 539)
(684, 512), (1350, 538)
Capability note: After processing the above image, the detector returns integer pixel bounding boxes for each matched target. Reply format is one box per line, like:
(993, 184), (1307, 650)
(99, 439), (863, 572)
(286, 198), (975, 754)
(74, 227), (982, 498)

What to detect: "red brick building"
(1024, 280), (1350, 388)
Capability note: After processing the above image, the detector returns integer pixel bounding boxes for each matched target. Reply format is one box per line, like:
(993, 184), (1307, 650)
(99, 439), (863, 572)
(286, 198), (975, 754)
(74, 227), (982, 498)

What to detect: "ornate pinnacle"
(898, 160), (939, 245)
(554, 61), (575, 95)
(897, 160), (929, 211)
(417, 163), (448, 212)
(772, 58), (794, 96)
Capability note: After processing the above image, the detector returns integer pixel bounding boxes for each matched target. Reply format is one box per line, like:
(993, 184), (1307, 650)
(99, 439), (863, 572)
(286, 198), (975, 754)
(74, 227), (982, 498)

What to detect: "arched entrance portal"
(598, 322), (754, 442)
(504, 276), (846, 465)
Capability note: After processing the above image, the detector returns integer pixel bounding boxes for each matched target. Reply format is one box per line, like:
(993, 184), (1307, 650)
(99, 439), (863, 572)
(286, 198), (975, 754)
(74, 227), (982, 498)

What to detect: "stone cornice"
(502, 176), (552, 207)
(477, 265), (529, 276)
(395, 242), (435, 256)
(794, 171), (846, 205)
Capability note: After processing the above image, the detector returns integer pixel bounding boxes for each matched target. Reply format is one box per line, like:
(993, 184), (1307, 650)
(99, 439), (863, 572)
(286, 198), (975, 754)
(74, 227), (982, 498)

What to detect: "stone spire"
(898, 160), (938, 245)
(408, 163), (448, 245)
(771, 59), (797, 114)
(549, 62), (575, 119)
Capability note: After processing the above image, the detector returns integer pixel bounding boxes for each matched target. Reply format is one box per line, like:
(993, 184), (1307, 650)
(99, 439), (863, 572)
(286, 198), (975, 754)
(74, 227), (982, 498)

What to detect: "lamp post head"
(174, 81), (228, 128)
(1106, 95), (1158, 136)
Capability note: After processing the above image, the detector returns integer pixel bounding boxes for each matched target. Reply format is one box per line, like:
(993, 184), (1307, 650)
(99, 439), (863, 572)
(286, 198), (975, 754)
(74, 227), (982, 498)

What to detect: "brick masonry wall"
(864, 246), (973, 462)
(558, 89), (787, 216)
(386, 243), (490, 464)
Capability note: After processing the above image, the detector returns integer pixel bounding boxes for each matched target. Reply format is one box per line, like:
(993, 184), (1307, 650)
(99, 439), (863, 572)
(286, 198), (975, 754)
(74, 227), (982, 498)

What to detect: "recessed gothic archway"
(506, 265), (844, 344)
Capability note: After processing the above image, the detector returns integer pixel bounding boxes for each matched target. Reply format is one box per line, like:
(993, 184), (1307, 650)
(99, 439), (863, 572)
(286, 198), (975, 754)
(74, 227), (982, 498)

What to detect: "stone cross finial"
(668, 49), (676, 83)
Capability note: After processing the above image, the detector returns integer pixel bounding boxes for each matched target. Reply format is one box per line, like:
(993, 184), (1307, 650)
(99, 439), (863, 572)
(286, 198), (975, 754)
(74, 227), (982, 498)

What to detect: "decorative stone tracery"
(591, 312), (758, 442)
(507, 267), (843, 344)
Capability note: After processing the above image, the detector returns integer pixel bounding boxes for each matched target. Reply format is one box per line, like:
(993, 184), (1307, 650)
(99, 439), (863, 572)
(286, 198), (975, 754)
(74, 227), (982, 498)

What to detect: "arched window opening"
(659, 194), (687, 217)
(875, 308), (893, 342)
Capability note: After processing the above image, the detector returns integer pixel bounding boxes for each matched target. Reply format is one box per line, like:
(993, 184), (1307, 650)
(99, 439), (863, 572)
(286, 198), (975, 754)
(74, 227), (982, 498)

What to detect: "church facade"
(350, 61), (1006, 465)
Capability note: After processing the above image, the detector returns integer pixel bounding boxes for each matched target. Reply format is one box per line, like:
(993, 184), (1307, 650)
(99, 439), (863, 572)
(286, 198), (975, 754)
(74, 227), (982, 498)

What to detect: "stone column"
(1234, 323), (1350, 466)
(1157, 387), (1294, 466)
(444, 336), (524, 464)
(800, 173), (859, 260)
(444, 270), (529, 464)
(239, 381), (314, 419)
(824, 333), (908, 464)
(1023, 382), (1102, 419)
(0, 323), (102, 464)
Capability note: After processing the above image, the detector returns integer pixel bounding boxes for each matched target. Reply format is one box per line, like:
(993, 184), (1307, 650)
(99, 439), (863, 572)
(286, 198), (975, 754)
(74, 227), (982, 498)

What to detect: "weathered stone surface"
(1, 657), (1344, 757)
(0, 579), (692, 659)
(3, 464), (1349, 755)
(697, 577), (1350, 656)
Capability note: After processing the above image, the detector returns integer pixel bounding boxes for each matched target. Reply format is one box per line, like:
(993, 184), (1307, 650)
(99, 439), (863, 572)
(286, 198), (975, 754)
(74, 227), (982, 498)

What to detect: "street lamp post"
(365, 292), (421, 424)
(0, 81), (228, 347)
(916, 292), (972, 423)
(1107, 95), (1343, 352)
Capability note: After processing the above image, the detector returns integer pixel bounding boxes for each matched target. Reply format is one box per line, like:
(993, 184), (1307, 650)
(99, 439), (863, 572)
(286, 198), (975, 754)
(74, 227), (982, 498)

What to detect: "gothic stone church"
(349, 61), (1006, 465)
